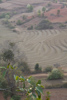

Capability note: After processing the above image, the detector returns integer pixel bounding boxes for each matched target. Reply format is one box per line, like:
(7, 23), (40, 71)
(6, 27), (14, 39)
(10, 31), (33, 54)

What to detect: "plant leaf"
(2, 70), (7, 77)
(35, 86), (43, 94)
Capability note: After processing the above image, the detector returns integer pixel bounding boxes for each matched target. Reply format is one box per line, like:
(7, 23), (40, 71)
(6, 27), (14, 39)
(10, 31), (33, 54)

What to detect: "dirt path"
(31, 73), (67, 77)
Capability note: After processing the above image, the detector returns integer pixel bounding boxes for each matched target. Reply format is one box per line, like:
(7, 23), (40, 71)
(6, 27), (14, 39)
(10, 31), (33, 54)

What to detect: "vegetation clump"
(47, 68), (64, 80)
(27, 4), (33, 12)
(37, 10), (41, 17)
(2, 49), (14, 62)
(27, 25), (33, 30)
(0, 64), (45, 100)
(36, 20), (53, 30)
(62, 82), (67, 88)
(44, 66), (53, 73)
(59, 23), (66, 28)
(35, 63), (42, 73)
(11, 95), (21, 100)
(18, 62), (31, 75)
(42, 7), (46, 12)
(16, 20), (22, 25)
(0, 13), (10, 19)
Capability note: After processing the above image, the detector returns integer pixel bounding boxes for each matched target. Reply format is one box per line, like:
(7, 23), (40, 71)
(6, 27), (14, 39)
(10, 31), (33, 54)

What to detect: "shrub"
(47, 68), (64, 80)
(0, 13), (6, 18)
(2, 19), (9, 24)
(11, 95), (21, 100)
(0, 73), (10, 100)
(47, 2), (52, 7)
(27, 25), (33, 30)
(44, 66), (53, 73)
(59, 24), (66, 28)
(7, 23), (15, 29)
(5, 14), (10, 19)
(27, 4), (33, 12)
(65, 21), (67, 23)
(62, 82), (67, 88)
(42, 7), (46, 12)
(3, 91), (11, 100)
(22, 15), (27, 20)
(2, 49), (14, 62)
(0, 13), (10, 19)
(37, 10), (41, 17)
(36, 20), (53, 30)
(16, 20), (22, 25)
(35, 63), (39, 71)
(50, 13), (55, 16)
(18, 62), (31, 74)
(35, 63), (42, 73)
(53, 63), (60, 68)
(0, 74), (7, 88)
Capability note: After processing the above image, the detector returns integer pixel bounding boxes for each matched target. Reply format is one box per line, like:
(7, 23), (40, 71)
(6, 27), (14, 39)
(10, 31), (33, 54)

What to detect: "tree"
(0, 64), (45, 100)
(36, 20), (53, 30)
(16, 20), (22, 25)
(0, 64), (22, 100)
(42, 7), (46, 12)
(57, 10), (60, 17)
(35, 63), (39, 71)
(37, 10), (41, 17)
(27, 25), (33, 30)
(18, 61), (31, 74)
(5, 15), (10, 20)
(2, 49), (14, 62)
(22, 15), (27, 20)
(35, 63), (42, 73)
(27, 4), (33, 12)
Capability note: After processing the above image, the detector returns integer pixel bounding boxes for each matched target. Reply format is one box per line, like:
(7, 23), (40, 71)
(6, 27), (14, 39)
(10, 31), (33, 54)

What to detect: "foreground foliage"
(0, 64), (50, 100)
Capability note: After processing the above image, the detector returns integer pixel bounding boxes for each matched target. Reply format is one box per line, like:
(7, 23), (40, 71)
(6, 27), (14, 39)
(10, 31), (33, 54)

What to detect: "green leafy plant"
(37, 10), (41, 17)
(44, 66), (53, 73)
(36, 20), (53, 30)
(11, 95), (21, 100)
(47, 68), (64, 80)
(27, 4), (33, 12)
(16, 20), (22, 25)
(35, 63), (42, 73)
(42, 7), (46, 12)
(57, 10), (60, 16)
(2, 49), (14, 62)
(0, 64), (50, 100)
(62, 82), (67, 88)
(14, 75), (44, 100)
(18, 62), (31, 74)
(27, 25), (33, 30)
(46, 91), (50, 100)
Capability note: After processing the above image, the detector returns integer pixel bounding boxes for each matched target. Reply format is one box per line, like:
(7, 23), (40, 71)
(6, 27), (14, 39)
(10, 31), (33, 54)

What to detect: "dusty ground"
(0, 0), (67, 29)
(0, 88), (67, 100)
(45, 7), (67, 23)
(0, 21), (67, 69)
(43, 88), (67, 100)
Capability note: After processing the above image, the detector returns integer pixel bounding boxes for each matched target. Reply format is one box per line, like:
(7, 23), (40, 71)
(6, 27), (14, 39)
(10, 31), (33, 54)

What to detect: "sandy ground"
(0, 89), (67, 100)
(43, 88), (67, 100)
(45, 7), (67, 22)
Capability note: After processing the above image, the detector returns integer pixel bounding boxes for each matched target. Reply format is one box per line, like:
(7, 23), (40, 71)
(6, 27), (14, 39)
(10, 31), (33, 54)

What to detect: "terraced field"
(0, 22), (67, 69)
(17, 29), (67, 69)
